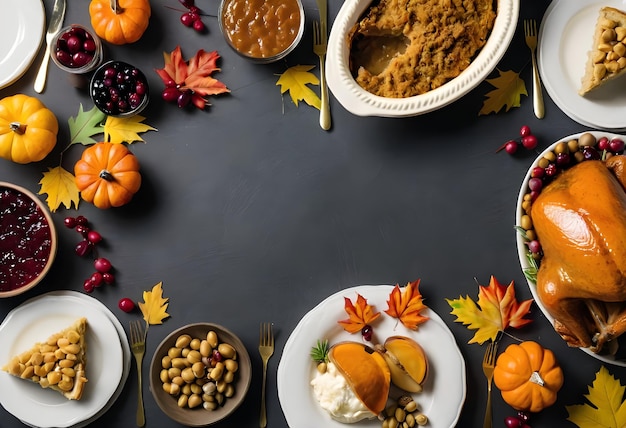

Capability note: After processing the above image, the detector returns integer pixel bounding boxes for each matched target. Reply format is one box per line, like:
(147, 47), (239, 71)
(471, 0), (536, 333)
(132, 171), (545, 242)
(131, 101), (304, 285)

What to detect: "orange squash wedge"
(328, 342), (390, 415)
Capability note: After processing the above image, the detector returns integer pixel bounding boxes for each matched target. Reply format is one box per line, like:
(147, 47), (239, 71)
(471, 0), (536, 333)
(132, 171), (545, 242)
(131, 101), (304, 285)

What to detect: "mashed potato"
(310, 362), (377, 423)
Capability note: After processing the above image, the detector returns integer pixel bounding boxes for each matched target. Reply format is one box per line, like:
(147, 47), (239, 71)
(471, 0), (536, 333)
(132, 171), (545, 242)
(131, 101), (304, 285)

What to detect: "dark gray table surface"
(3, 0), (625, 427)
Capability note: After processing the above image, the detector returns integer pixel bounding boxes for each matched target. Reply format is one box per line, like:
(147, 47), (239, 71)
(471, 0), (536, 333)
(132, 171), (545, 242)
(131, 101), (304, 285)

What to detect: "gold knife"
(34, 0), (67, 93)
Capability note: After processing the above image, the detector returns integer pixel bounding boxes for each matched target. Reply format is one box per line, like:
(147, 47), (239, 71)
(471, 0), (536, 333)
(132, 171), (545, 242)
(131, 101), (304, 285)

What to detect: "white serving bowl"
(516, 131), (626, 366)
(326, 0), (520, 117)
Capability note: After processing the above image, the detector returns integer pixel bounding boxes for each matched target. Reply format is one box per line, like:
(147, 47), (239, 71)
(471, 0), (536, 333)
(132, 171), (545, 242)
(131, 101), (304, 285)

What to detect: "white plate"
(516, 131), (626, 366)
(0, 0), (45, 90)
(538, 0), (626, 130)
(326, 0), (519, 117)
(19, 291), (132, 428)
(0, 292), (124, 427)
(277, 285), (466, 427)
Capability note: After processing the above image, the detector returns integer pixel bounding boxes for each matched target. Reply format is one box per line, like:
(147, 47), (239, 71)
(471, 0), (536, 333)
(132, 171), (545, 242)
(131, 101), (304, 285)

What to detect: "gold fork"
(259, 322), (275, 428)
(482, 339), (499, 428)
(524, 19), (545, 119)
(313, 20), (331, 131)
(129, 320), (147, 427)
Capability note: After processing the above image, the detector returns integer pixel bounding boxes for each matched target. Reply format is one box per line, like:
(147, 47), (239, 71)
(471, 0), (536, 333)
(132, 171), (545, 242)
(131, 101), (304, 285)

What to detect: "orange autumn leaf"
(338, 294), (381, 334)
(446, 276), (533, 344)
(155, 46), (229, 110)
(384, 280), (429, 330)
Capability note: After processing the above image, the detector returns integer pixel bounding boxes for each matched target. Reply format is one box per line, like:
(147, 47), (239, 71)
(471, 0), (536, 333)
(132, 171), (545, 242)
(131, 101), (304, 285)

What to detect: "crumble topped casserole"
(348, 0), (496, 98)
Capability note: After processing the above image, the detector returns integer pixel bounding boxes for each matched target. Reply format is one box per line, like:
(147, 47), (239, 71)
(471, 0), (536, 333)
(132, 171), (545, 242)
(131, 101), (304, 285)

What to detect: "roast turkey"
(531, 156), (626, 354)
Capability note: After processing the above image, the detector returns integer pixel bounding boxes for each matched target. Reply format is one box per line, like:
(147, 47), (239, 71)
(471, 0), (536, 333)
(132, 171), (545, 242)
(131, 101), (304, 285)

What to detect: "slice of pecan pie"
(580, 7), (626, 95)
(2, 317), (88, 400)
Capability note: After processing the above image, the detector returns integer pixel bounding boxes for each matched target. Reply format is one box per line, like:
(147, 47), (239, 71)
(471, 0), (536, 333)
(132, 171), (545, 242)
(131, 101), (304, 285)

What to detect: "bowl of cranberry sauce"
(0, 182), (57, 298)
(90, 60), (150, 117)
(51, 24), (103, 74)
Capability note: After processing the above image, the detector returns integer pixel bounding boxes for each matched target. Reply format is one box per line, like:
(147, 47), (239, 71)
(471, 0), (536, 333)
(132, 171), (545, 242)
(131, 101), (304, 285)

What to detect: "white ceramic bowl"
(516, 131), (626, 366)
(326, 0), (520, 117)
(0, 182), (57, 298)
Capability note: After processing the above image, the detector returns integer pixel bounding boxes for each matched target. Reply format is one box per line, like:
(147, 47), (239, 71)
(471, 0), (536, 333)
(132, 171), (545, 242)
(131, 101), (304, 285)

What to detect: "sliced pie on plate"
(1, 317), (88, 400)
(580, 6), (626, 95)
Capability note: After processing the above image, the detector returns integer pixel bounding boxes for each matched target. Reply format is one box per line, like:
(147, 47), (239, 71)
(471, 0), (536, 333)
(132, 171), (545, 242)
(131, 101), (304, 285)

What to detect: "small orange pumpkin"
(0, 94), (58, 164)
(89, 0), (151, 45)
(74, 142), (141, 209)
(493, 341), (564, 413)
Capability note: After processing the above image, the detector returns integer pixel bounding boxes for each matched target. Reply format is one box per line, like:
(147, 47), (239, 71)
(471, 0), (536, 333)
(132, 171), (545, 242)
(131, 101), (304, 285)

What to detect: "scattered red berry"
(64, 216), (77, 228)
(70, 216), (117, 292)
(103, 272), (116, 285)
(87, 230), (103, 244)
(83, 278), (95, 293)
(94, 257), (112, 273)
(75, 224), (89, 237)
(504, 140), (518, 154)
(361, 325), (373, 342)
(521, 134), (538, 150)
(118, 297), (135, 312)
(170, 0), (207, 33)
(90, 272), (104, 287)
(75, 240), (93, 257)
(497, 125), (539, 155)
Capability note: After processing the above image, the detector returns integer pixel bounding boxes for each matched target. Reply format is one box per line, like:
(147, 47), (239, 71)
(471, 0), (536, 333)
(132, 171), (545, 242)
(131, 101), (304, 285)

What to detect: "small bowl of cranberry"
(90, 60), (150, 117)
(0, 182), (57, 298)
(51, 24), (103, 74)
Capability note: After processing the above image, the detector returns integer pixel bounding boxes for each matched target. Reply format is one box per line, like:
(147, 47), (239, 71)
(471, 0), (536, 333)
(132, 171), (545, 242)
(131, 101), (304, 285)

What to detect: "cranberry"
(75, 240), (93, 257)
(87, 230), (103, 244)
(94, 257), (112, 273)
(610, 138), (625, 153)
(64, 216), (77, 228)
(118, 297), (135, 312)
(90, 272), (104, 287)
(521, 134), (538, 150)
(504, 140), (518, 154)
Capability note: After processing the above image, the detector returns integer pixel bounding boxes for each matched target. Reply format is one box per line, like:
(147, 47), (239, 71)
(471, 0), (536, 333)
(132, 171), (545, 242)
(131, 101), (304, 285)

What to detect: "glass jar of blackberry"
(51, 24), (103, 74)
(90, 60), (150, 117)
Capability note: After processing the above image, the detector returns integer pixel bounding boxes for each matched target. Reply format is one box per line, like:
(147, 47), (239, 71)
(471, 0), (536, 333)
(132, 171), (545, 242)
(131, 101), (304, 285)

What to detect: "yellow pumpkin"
(0, 94), (58, 164)
(74, 142), (141, 209)
(493, 341), (564, 413)
(89, 0), (151, 45)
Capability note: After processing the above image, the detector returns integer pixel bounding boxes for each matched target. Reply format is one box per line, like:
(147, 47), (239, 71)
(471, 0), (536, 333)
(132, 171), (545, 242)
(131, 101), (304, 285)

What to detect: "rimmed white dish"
(0, 0), (45, 89)
(325, 0), (519, 117)
(0, 292), (125, 427)
(277, 285), (466, 427)
(538, 0), (626, 131)
(516, 131), (626, 367)
(20, 291), (132, 428)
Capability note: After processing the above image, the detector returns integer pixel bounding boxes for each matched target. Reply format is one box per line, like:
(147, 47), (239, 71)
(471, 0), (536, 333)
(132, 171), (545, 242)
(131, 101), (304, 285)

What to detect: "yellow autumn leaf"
(103, 115), (157, 144)
(566, 366), (626, 428)
(276, 65), (321, 109)
(138, 282), (170, 325)
(479, 69), (528, 116)
(38, 166), (80, 212)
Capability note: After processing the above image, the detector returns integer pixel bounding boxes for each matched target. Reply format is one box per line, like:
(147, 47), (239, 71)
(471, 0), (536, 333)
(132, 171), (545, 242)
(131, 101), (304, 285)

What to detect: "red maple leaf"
(155, 46), (230, 110)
